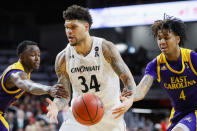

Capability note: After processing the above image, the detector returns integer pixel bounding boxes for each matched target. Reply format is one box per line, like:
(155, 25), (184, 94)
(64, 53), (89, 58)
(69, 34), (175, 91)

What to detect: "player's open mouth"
(35, 62), (40, 67)
(161, 47), (168, 52)
(68, 36), (75, 41)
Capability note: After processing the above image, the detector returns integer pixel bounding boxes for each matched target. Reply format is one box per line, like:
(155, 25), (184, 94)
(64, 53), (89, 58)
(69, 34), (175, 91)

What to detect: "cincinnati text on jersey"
(163, 76), (197, 89)
(71, 65), (100, 73)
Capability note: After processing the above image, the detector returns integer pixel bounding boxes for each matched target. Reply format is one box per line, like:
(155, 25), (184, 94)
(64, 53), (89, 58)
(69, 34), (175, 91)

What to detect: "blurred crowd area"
(4, 94), (169, 131)
(2, 47), (195, 131)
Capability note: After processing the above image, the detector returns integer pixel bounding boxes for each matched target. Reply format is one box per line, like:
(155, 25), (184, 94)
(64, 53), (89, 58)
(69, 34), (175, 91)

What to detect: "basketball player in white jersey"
(46, 5), (135, 131)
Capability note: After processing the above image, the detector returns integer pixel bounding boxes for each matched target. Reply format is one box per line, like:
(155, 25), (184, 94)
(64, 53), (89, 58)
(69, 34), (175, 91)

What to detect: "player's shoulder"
(56, 49), (66, 59)
(146, 57), (157, 69)
(101, 39), (116, 52)
(149, 57), (157, 64)
(55, 49), (66, 65)
(56, 44), (71, 57)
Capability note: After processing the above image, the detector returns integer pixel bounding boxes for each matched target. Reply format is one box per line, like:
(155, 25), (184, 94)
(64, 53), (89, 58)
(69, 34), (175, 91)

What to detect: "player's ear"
(176, 36), (180, 45)
(19, 53), (24, 61)
(84, 23), (89, 31)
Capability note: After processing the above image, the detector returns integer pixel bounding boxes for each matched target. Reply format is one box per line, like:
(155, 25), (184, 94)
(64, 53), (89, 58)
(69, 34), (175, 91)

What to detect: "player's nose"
(160, 38), (166, 44)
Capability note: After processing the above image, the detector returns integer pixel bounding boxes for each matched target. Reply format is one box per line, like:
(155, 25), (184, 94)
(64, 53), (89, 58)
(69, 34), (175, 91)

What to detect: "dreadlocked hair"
(151, 14), (187, 46)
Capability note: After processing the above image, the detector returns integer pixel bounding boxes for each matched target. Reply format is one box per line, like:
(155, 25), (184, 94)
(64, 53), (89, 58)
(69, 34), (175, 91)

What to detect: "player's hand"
(112, 91), (134, 119)
(49, 84), (68, 98)
(46, 98), (59, 124)
(121, 88), (133, 101)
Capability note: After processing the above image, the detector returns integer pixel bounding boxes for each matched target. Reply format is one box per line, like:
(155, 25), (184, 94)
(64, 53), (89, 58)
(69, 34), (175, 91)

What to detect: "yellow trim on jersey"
(1, 75), (21, 94)
(188, 53), (197, 76)
(15, 91), (25, 99)
(0, 114), (9, 131)
(195, 110), (197, 131)
(167, 108), (175, 129)
(157, 57), (161, 82)
(1, 61), (30, 94)
(163, 49), (185, 74)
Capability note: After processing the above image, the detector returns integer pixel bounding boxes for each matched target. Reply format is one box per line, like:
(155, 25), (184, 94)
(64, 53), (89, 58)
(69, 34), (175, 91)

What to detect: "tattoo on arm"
(54, 50), (71, 110)
(102, 40), (136, 92)
(134, 75), (154, 101)
(53, 97), (67, 110)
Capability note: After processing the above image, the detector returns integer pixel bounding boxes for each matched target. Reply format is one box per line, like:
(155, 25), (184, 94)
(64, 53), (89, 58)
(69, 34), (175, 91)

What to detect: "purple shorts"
(168, 111), (197, 131)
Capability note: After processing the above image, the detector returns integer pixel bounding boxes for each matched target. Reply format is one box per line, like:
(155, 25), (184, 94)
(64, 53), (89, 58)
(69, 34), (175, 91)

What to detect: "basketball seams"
(82, 95), (94, 123)
(92, 95), (99, 120)
(73, 106), (92, 122)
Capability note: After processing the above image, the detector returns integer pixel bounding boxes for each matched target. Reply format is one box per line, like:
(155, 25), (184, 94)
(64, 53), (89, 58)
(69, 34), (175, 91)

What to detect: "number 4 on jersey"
(179, 90), (186, 100)
(78, 75), (100, 93)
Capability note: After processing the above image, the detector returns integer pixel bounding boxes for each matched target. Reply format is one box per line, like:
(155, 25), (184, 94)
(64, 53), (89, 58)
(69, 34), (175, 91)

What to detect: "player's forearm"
(133, 75), (153, 102)
(17, 79), (50, 95)
(121, 73), (136, 94)
(53, 97), (69, 111)
(133, 88), (146, 102)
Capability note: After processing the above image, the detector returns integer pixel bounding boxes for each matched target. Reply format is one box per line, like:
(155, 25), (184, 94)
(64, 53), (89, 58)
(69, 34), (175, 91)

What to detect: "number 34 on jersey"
(78, 74), (100, 93)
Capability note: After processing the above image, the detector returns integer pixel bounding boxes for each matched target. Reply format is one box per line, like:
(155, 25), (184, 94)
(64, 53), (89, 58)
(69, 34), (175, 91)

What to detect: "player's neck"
(75, 35), (93, 56)
(165, 47), (181, 61)
(19, 60), (33, 74)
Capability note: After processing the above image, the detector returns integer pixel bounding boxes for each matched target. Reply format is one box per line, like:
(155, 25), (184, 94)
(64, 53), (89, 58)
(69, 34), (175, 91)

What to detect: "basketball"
(72, 93), (105, 126)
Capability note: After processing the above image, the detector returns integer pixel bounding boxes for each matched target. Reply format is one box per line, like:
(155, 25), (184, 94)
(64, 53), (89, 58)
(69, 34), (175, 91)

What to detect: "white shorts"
(59, 108), (126, 131)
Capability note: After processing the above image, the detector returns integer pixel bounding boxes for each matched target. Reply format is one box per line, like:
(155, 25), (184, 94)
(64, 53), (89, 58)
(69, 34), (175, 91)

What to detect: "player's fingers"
(49, 117), (52, 124)
(50, 114), (58, 124)
(112, 107), (125, 114)
(46, 112), (51, 118)
(47, 110), (53, 117)
(54, 116), (58, 124)
(49, 114), (55, 124)
(114, 112), (124, 119)
(46, 98), (53, 104)
(126, 91), (133, 97)
(112, 110), (122, 114)
(120, 95), (122, 100)
(121, 88), (127, 96)
(124, 91), (132, 97)
(112, 105), (124, 111)
(120, 96), (127, 102)
(56, 84), (64, 88)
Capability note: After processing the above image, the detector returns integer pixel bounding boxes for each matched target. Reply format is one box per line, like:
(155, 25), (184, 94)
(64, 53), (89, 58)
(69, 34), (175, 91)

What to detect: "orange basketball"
(72, 93), (105, 126)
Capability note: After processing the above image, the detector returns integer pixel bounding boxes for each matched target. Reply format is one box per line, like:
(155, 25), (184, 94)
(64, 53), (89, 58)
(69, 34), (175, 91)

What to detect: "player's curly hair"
(17, 40), (38, 56)
(151, 14), (187, 46)
(63, 5), (93, 28)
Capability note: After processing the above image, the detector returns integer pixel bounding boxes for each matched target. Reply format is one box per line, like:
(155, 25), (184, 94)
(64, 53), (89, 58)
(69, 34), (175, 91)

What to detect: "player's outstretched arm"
(102, 40), (136, 119)
(7, 71), (67, 97)
(134, 75), (154, 101)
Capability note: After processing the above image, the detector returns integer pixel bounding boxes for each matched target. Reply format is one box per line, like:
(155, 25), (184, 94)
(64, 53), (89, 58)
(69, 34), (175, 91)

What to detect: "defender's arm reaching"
(6, 71), (67, 97)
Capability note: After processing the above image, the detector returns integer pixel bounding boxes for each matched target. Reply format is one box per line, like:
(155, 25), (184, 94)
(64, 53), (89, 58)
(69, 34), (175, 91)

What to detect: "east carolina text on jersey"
(163, 76), (196, 89)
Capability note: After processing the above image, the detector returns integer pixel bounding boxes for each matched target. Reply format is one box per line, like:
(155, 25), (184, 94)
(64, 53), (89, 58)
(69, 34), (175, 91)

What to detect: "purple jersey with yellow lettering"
(145, 48), (197, 125)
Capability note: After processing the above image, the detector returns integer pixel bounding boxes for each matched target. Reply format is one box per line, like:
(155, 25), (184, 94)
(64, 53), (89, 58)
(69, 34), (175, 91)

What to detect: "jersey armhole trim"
(188, 52), (197, 75)
(1, 69), (23, 94)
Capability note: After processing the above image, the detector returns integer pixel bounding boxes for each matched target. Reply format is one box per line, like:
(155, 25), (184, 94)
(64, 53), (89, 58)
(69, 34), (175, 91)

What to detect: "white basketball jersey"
(65, 36), (121, 111)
